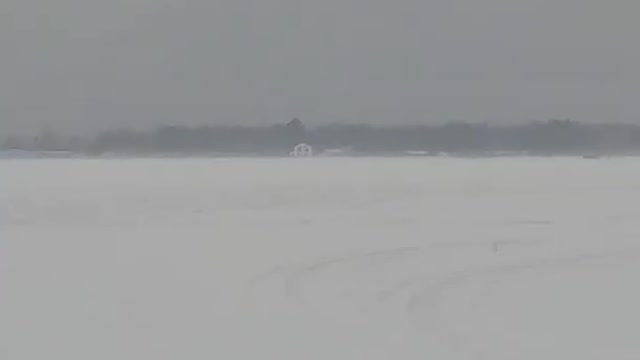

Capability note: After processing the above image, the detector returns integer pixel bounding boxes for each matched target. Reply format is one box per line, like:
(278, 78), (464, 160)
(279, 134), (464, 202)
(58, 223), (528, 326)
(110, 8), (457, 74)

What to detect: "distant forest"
(4, 119), (640, 156)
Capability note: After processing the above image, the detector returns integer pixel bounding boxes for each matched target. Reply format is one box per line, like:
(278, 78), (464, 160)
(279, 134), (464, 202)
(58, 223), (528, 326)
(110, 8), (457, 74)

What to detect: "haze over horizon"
(3, 0), (640, 135)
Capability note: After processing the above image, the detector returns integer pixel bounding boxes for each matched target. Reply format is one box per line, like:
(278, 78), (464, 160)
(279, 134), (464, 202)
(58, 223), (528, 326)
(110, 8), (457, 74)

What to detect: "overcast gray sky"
(2, 0), (640, 134)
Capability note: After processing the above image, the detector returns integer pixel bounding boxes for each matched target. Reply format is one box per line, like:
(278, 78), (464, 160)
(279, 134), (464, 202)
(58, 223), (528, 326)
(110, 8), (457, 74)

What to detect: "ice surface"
(2, 157), (640, 359)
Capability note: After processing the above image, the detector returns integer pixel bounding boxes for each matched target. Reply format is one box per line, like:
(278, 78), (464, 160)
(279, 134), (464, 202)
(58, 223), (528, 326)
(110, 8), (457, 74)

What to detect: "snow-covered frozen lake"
(3, 157), (640, 359)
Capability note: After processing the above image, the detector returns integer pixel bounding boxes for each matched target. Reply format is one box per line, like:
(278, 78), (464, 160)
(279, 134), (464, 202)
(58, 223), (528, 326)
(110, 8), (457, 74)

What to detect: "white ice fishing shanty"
(290, 143), (313, 157)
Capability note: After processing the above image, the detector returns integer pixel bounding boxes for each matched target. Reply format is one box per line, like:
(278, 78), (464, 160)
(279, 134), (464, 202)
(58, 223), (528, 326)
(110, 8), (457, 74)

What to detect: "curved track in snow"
(249, 241), (640, 359)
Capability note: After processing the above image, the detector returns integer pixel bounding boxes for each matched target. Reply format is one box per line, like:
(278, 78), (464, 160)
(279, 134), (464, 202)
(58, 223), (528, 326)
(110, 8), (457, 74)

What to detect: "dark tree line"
(87, 118), (307, 155)
(5, 119), (640, 156)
